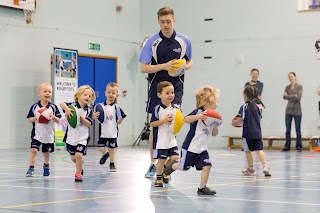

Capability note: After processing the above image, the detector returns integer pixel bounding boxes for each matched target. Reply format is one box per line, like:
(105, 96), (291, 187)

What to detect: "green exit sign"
(88, 43), (100, 51)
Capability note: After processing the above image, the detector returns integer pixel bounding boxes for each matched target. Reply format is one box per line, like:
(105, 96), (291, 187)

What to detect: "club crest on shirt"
(106, 115), (114, 120)
(173, 48), (181, 53)
(202, 128), (210, 136)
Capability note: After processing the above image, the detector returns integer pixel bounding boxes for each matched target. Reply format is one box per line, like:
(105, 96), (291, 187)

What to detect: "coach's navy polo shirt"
(139, 30), (192, 102)
(236, 101), (262, 139)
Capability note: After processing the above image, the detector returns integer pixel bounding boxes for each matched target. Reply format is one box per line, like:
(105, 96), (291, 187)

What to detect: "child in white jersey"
(164, 86), (220, 195)
(150, 81), (180, 187)
(60, 85), (96, 182)
(94, 82), (126, 172)
(26, 83), (61, 177)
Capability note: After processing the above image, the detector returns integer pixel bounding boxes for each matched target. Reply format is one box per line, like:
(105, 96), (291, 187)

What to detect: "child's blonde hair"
(106, 82), (118, 92)
(37, 83), (52, 93)
(195, 86), (220, 108)
(74, 85), (96, 103)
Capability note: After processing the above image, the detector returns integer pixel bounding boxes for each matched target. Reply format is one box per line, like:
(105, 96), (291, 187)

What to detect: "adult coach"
(139, 7), (193, 178)
(282, 72), (303, 152)
(244, 68), (263, 101)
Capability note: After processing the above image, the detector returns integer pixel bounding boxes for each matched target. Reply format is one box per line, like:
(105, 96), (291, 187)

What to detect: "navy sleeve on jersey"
(85, 108), (93, 125)
(115, 105), (127, 121)
(237, 105), (245, 119)
(52, 104), (62, 118)
(150, 106), (160, 123)
(27, 104), (37, 119)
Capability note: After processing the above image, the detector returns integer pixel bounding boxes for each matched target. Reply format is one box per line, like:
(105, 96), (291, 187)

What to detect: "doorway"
(78, 54), (117, 146)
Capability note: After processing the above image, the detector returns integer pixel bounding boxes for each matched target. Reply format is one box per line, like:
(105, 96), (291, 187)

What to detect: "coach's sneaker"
(197, 186), (216, 195)
(75, 173), (82, 182)
(242, 167), (256, 176)
(263, 166), (271, 177)
(26, 167), (35, 177)
(43, 165), (50, 177)
(109, 163), (117, 172)
(145, 164), (156, 178)
(99, 153), (109, 165)
(162, 173), (170, 184)
(154, 179), (163, 187)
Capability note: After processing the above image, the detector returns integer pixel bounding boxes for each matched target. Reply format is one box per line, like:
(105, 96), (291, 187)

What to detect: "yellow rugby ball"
(169, 108), (184, 135)
(168, 59), (186, 77)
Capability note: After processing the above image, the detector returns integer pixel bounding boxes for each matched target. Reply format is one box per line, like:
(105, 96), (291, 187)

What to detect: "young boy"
(164, 86), (220, 195)
(94, 82), (126, 172)
(26, 83), (61, 177)
(150, 81), (180, 187)
(232, 85), (271, 176)
(60, 85), (96, 182)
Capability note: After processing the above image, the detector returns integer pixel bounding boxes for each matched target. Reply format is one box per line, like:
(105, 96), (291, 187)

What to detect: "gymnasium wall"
(1, 0), (320, 149)
(0, 0), (145, 148)
(140, 0), (320, 148)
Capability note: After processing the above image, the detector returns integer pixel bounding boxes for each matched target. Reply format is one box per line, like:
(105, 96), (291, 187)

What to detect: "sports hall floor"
(0, 146), (319, 213)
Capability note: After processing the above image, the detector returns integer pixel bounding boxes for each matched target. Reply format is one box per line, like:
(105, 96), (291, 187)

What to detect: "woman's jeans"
(284, 114), (302, 150)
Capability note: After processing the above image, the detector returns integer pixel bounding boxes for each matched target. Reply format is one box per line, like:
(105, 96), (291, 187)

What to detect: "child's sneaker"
(145, 164), (156, 178)
(75, 173), (82, 182)
(263, 166), (271, 177)
(43, 165), (50, 177)
(154, 179), (163, 187)
(162, 173), (170, 184)
(197, 186), (216, 195)
(242, 167), (256, 176)
(99, 153), (109, 165)
(26, 167), (35, 177)
(109, 164), (117, 172)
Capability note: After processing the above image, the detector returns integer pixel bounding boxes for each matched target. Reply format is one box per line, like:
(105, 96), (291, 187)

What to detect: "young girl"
(164, 86), (220, 195)
(60, 85), (96, 182)
(150, 81), (180, 187)
(232, 85), (271, 176)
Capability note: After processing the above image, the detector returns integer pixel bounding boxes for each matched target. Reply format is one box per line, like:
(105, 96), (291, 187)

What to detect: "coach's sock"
(44, 163), (49, 167)
(30, 166), (34, 168)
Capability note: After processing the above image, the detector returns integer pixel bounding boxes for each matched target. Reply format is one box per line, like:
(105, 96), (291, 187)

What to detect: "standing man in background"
(139, 6), (193, 178)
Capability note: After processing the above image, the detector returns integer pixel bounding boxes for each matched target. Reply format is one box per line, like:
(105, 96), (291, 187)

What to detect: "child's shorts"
(97, 138), (118, 148)
(179, 149), (211, 171)
(66, 143), (87, 155)
(243, 138), (263, 152)
(153, 146), (179, 159)
(30, 139), (54, 153)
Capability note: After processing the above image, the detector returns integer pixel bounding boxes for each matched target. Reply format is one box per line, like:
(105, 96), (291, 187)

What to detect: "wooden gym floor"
(0, 146), (319, 213)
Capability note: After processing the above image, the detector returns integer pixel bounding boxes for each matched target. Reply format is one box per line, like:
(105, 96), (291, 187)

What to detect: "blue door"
(78, 55), (117, 146)
(94, 58), (117, 103)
